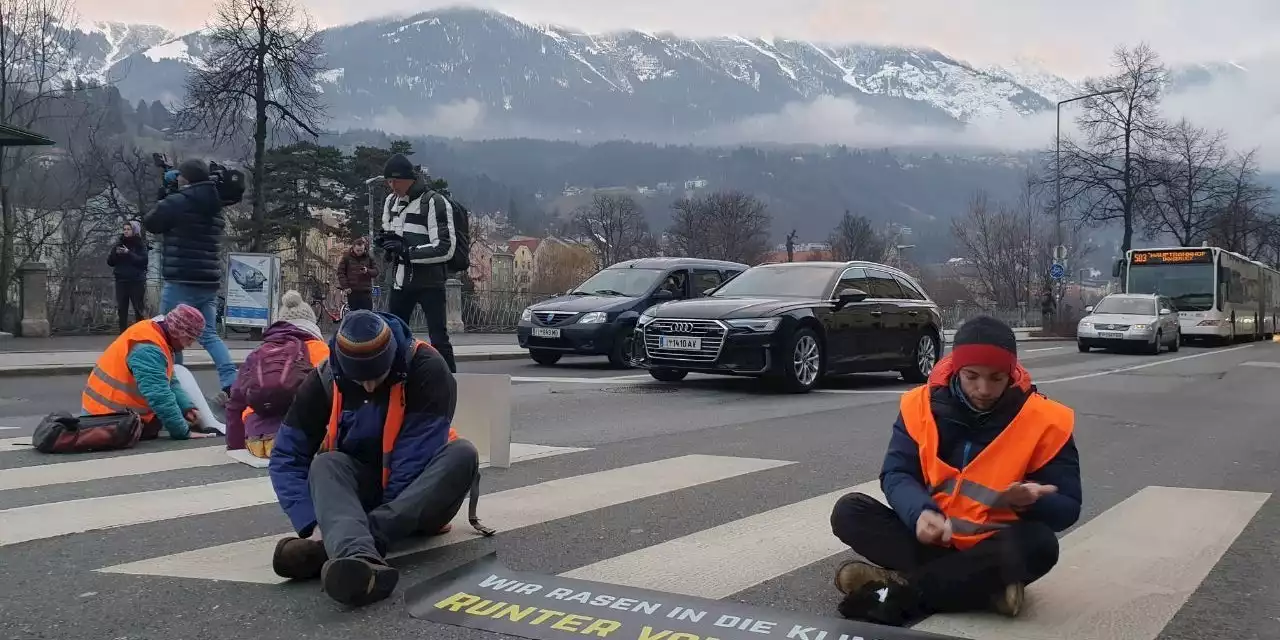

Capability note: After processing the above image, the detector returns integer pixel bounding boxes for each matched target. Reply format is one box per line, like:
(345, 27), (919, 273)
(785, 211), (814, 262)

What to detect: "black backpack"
(434, 191), (470, 274)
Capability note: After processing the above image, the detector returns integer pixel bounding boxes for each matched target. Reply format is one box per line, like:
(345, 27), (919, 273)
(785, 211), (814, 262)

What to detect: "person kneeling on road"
(829, 315), (1081, 626)
(267, 310), (479, 606)
(81, 304), (218, 440)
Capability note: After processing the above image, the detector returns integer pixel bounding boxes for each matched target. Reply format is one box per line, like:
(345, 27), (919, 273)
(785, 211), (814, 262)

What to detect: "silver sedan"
(1077, 293), (1181, 354)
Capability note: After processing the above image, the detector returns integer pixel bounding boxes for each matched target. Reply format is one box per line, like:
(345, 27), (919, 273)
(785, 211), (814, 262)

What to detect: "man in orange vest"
(267, 310), (480, 607)
(81, 304), (218, 440)
(830, 316), (1081, 626)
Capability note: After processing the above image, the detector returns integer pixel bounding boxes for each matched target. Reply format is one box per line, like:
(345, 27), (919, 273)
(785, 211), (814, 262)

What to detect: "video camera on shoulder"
(151, 152), (247, 206)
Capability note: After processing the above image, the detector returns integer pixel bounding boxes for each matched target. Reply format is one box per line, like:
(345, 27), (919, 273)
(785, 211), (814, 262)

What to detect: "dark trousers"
(309, 440), (478, 561)
(830, 492), (1059, 614)
(388, 286), (456, 372)
(347, 289), (373, 312)
(115, 280), (147, 332)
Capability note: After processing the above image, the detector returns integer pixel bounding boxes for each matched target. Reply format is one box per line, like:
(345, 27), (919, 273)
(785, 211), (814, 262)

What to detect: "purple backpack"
(243, 336), (314, 417)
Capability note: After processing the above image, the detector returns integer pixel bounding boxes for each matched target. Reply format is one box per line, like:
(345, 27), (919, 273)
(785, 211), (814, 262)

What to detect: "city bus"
(1118, 246), (1280, 343)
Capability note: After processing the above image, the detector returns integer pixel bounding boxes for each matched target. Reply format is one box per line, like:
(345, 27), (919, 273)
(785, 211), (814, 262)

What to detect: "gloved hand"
(377, 233), (406, 256)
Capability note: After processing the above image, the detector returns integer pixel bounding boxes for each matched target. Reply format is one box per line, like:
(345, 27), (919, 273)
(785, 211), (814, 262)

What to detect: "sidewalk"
(0, 333), (526, 377)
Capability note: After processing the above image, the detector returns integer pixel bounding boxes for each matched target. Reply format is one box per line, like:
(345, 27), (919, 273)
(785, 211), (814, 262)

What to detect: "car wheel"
(607, 329), (637, 369)
(1147, 332), (1162, 355)
(772, 327), (822, 393)
(900, 331), (940, 383)
(530, 350), (562, 366)
(1168, 330), (1180, 352)
(1078, 340), (1090, 353)
(649, 368), (688, 382)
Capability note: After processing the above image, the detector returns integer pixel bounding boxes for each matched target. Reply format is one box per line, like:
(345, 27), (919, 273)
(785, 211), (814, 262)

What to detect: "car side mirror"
(834, 288), (868, 309)
(651, 289), (675, 301)
(1160, 308), (1173, 315)
(1084, 305), (1094, 313)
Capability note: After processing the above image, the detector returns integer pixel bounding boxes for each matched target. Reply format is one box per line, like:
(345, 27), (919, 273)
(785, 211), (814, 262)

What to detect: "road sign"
(1050, 263), (1066, 280)
(1053, 245), (1067, 261)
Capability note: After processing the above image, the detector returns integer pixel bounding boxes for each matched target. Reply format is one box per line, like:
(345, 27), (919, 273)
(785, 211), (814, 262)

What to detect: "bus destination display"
(1132, 249), (1212, 265)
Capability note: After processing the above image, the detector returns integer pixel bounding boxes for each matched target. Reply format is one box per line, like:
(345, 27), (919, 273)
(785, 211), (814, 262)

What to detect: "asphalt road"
(0, 339), (1277, 640)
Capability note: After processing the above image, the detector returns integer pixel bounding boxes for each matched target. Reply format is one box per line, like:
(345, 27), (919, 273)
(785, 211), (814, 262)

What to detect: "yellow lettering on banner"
(492, 604), (538, 622)
(466, 599), (507, 616)
(669, 634), (701, 640)
(638, 628), (670, 640)
(435, 592), (482, 612)
(551, 614), (589, 632)
(581, 618), (622, 637)
(530, 609), (567, 625)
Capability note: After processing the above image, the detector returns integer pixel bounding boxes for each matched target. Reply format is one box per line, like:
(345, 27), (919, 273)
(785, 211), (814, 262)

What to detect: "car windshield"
(570, 268), (663, 297)
(711, 264), (837, 298)
(1093, 297), (1157, 316)
(1126, 263), (1215, 311)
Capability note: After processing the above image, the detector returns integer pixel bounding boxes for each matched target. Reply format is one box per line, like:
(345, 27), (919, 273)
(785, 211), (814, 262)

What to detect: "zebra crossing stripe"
(560, 481), (882, 598)
(96, 454), (795, 584)
(912, 486), (1270, 640)
(0, 446), (234, 491)
(0, 436), (33, 451)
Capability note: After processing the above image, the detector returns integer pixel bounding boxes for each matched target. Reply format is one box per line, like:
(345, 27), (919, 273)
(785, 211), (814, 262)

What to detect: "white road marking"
(0, 436), (31, 450)
(1025, 347), (1065, 353)
(511, 376), (645, 384)
(0, 426), (20, 430)
(560, 481), (882, 598)
(0, 446), (234, 491)
(813, 389), (907, 395)
(97, 454), (795, 584)
(915, 486), (1270, 640)
(1038, 344), (1254, 385)
(1239, 360), (1280, 369)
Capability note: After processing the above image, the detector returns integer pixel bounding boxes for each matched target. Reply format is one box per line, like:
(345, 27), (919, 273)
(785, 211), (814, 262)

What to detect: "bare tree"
(666, 191), (771, 264)
(1208, 150), (1276, 260)
(572, 193), (656, 267)
(1053, 43), (1169, 254)
(178, 0), (328, 251)
(531, 240), (597, 294)
(1144, 119), (1230, 246)
(0, 0), (78, 327)
(828, 210), (887, 262)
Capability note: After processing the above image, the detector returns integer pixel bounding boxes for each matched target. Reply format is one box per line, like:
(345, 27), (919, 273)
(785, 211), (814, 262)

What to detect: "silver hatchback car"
(1077, 293), (1181, 354)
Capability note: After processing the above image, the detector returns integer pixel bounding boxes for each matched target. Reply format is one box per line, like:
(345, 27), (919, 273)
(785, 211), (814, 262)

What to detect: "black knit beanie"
(178, 159), (210, 183)
(383, 153), (415, 180)
(951, 315), (1017, 373)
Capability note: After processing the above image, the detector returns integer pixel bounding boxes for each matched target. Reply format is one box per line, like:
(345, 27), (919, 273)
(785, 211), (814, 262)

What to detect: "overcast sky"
(86, 0), (1279, 79)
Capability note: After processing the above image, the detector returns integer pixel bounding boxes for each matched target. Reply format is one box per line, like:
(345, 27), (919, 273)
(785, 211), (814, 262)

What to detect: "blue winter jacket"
(267, 313), (457, 536)
(880, 358), (1082, 534)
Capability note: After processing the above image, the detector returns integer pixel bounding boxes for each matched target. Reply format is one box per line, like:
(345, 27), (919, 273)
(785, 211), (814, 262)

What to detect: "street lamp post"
(1055, 88), (1125, 249)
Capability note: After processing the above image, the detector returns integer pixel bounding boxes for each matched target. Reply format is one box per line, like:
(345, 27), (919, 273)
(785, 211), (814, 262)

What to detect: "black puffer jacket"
(144, 181), (225, 286)
(106, 234), (149, 282)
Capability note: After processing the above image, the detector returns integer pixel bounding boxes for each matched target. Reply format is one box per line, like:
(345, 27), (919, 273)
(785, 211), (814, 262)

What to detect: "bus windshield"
(1127, 263), (1215, 311)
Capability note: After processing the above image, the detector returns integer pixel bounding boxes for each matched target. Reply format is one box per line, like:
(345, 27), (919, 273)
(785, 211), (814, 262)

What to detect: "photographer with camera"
(144, 158), (239, 403)
(376, 154), (465, 373)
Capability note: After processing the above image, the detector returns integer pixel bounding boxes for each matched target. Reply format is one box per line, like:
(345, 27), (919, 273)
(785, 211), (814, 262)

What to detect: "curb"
(0, 351), (531, 378)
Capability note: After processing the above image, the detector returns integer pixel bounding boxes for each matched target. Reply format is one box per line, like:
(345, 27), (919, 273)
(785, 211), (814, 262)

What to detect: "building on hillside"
(684, 178), (708, 190)
(508, 236), (541, 292)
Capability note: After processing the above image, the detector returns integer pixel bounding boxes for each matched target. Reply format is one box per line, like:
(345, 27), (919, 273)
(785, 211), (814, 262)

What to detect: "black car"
(634, 261), (944, 393)
(517, 257), (750, 367)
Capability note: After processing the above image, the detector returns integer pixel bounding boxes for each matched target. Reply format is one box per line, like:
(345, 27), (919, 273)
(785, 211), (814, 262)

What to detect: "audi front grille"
(643, 319), (727, 363)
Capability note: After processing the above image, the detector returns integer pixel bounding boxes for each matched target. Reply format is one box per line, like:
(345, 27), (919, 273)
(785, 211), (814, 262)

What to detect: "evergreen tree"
(259, 142), (347, 273)
(149, 101), (171, 130)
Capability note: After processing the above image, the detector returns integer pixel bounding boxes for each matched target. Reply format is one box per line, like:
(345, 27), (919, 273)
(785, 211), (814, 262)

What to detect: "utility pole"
(1056, 88), (1125, 250)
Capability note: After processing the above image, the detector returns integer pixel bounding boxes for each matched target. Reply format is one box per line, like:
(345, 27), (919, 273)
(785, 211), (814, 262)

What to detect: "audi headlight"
(578, 312), (608, 324)
(638, 313), (655, 326)
(521, 308), (532, 322)
(726, 317), (782, 332)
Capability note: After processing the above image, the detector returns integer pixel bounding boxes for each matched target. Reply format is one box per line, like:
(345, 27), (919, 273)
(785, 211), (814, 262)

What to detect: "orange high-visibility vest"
(321, 340), (458, 488)
(82, 320), (174, 422)
(241, 339), (331, 422)
(899, 384), (1074, 550)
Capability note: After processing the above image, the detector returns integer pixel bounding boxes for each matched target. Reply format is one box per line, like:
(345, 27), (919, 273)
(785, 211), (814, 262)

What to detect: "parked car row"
(518, 258), (946, 394)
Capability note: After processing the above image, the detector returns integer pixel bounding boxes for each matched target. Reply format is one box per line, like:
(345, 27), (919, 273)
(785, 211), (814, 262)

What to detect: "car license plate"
(660, 336), (702, 350)
(1099, 331), (1124, 339)
(532, 328), (561, 338)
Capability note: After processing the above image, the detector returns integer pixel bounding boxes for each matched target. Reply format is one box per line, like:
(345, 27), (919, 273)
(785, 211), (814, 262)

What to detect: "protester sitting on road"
(81, 304), (219, 441)
(829, 315), (1081, 626)
(225, 291), (329, 458)
(267, 310), (478, 606)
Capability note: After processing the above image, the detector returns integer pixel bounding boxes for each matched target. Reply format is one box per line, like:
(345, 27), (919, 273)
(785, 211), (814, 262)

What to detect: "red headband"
(950, 343), (1016, 373)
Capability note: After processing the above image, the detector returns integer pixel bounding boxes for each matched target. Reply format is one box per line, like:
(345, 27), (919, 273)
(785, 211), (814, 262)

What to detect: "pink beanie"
(164, 304), (205, 345)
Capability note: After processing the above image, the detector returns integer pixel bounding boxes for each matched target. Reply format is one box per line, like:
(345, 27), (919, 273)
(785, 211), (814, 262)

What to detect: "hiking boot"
(272, 537), (327, 580)
(834, 560), (906, 595)
(321, 556), (399, 607)
(991, 583), (1025, 617)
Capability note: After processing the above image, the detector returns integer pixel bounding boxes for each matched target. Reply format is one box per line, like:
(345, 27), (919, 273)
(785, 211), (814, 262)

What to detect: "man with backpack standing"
(375, 154), (469, 373)
(267, 310), (489, 606)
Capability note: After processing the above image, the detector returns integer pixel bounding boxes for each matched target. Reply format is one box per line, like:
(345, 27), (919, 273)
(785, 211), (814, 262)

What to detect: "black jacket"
(106, 234), (149, 282)
(381, 180), (455, 290)
(144, 182), (225, 286)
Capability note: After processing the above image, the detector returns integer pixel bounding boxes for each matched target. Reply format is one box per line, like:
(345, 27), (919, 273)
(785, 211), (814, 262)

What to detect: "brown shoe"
(272, 537), (328, 580)
(834, 560), (906, 595)
(991, 583), (1025, 617)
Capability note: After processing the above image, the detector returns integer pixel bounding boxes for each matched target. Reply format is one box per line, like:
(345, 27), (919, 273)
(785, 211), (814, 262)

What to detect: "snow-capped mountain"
(73, 22), (174, 83)
(95, 7), (1248, 140)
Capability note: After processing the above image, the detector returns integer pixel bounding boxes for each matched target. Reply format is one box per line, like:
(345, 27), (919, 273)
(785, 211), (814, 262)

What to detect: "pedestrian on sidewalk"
(107, 220), (149, 332)
(81, 304), (218, 441)
(829, 315), (1081, 626)
(225, 290), (329, 458)
(336, 237), (379, 312)
(376, 155), (458, 372)
(144, 159), (238, 403)
(267, 310), (479, 606)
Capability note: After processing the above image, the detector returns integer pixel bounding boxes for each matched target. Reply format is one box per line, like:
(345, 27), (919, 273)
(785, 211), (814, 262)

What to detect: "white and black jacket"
(382, 181), (455, 290)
